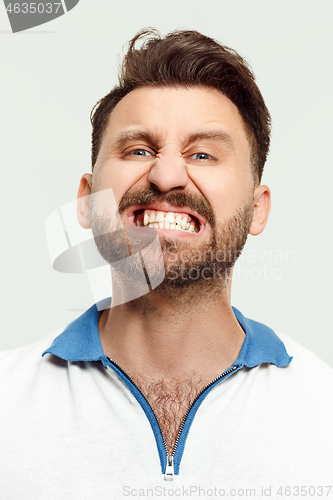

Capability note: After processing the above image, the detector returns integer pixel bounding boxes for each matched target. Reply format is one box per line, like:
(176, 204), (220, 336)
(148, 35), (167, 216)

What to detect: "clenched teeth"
(137, 209), (198, 233)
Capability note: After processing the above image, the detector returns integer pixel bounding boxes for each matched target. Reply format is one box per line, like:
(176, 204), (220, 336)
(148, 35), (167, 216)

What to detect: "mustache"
(117, 187), (216, 227)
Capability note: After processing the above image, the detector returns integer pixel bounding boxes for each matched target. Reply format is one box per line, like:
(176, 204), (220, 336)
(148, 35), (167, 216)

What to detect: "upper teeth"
(140, 210), (197, 233)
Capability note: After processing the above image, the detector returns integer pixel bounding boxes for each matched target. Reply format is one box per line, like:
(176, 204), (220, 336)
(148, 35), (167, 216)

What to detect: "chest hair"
(129, 373), (212, 455)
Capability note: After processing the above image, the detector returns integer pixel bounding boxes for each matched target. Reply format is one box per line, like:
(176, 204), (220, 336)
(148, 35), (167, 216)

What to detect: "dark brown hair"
(90, 28), (271, 183)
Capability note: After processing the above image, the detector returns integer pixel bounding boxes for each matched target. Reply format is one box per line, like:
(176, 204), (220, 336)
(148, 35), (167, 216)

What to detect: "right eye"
(128, 149), (153, 157)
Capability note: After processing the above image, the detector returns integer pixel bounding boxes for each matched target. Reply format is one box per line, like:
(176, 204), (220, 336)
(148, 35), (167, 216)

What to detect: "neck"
(98, 277), (245, 383)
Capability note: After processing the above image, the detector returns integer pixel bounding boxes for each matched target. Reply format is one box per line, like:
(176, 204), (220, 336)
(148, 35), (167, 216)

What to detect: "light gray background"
(1, 0), (332, 367)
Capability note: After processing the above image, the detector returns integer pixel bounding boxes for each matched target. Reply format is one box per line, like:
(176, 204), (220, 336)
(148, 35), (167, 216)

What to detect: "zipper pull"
(164, 455), (174, 481)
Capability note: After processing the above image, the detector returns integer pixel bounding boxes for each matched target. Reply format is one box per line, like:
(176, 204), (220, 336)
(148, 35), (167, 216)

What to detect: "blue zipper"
(170, 364), (242, 475)
(104, 357), (242, 479)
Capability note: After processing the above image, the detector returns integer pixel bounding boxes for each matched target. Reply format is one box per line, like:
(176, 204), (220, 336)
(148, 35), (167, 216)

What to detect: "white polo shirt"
(0, 304), (332, 499)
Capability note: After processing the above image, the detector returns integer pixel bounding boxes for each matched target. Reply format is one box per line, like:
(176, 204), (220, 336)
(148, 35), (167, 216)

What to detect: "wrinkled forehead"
(101, 86), (251, 154)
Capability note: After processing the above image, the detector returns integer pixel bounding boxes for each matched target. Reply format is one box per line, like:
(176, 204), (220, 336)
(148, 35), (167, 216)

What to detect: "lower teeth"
(140, 222), (196, 232)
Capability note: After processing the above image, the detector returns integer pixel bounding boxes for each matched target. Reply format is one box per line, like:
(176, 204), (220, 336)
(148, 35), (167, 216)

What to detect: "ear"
(249, 185), (271, 236)
(77, 173), (92, 229)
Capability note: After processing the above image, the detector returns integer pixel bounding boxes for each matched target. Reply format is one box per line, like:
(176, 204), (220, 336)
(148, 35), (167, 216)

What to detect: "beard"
(89, 186), (254, 305)
(157, 204), (253, 298)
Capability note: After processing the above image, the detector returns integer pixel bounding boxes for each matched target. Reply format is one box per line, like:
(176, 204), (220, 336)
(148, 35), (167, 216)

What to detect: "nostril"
(149, 183), (186, 193)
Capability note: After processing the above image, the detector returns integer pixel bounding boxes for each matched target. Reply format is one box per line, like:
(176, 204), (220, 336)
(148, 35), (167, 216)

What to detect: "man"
(1, 28), (332, 498)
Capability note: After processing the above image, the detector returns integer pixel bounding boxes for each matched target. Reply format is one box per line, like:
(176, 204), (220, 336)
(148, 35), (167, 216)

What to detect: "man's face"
(89, 86), (257, 299)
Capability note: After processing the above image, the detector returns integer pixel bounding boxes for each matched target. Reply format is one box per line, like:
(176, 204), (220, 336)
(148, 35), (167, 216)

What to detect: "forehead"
(102, 86), (250, 150)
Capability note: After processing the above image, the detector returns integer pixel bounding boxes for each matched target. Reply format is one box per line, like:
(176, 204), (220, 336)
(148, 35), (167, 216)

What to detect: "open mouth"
(129, 208), (202, 234)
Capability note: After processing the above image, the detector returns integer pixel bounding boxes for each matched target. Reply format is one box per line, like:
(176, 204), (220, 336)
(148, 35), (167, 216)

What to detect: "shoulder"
(273, 331), (333, 397)
(277, 331), (333, 374)
(0, 328), (65, 374)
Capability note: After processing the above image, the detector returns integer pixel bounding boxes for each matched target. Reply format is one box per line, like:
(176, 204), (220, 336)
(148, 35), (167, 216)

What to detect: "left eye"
(190, 153), (212, 160)
(129, 149), (153, 157)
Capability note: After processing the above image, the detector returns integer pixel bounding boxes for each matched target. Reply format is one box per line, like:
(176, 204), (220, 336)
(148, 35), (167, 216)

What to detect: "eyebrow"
(183, 130), (234, 150)
(112, 129), (234, 152)
(113, 130), (160, 151)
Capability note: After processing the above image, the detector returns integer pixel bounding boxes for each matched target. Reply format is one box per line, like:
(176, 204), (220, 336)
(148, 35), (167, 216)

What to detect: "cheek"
(189, 168), (251, 218)
(94, 161), (148, 204)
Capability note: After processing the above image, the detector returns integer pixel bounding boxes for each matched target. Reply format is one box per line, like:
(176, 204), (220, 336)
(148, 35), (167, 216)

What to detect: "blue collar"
(42, 302), (292, 368)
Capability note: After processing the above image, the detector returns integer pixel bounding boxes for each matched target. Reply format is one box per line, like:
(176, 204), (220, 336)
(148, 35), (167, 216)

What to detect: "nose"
(147, 151), (189, 193)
